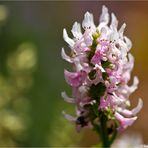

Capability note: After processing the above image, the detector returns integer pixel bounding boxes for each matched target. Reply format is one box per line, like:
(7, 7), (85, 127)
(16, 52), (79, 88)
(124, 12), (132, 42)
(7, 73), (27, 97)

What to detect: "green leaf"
(89, 82), (106, 101)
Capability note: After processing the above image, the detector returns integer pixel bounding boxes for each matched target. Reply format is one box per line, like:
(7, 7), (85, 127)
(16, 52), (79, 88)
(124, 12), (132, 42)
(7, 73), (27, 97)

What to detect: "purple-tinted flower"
(114, 112), (137, 131)
(64, 70), (87, 87)
(61, 5), (143, 134)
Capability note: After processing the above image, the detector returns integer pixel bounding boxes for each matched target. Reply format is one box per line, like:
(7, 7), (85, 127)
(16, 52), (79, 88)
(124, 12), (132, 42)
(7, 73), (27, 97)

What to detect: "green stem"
(99, 114), (110, 147)
(109, 128), (117, 145)
(93, 113), (117, 148)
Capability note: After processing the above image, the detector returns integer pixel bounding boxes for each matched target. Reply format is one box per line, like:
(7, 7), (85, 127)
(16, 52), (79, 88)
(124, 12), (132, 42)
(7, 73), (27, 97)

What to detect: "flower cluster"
(61, 6), (143, 133)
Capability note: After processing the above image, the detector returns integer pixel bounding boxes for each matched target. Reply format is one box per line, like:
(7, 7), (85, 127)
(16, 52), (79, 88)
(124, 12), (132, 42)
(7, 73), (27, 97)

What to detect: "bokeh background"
(0, 1), (147, 147)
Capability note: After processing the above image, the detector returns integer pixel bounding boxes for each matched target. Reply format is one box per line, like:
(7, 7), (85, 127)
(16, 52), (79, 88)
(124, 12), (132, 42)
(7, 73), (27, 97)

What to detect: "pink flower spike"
(61, 5), (143, 134)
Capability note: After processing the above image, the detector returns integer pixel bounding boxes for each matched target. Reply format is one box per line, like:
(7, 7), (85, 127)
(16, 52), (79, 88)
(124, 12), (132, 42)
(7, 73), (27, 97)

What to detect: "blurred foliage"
(47, 115), (81, 147)
(0, 41), (37, 146)
(0, 3), (82, 147)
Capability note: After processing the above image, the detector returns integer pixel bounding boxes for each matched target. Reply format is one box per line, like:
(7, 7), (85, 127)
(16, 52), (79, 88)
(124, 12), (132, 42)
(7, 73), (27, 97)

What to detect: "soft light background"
(0, 1), (147, 147)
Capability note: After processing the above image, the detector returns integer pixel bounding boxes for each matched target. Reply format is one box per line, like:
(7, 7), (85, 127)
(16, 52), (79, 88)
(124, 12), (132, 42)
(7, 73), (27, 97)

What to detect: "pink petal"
(64, 70), (86, 87)
(117, 98), (143, 117)
(91, 51), (102, 65)
(116, 107), (133, 117)
(115, 112), (137, 130)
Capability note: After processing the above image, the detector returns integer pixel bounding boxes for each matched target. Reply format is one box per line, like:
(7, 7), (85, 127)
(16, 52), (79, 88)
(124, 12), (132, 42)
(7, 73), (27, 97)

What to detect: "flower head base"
(61, 5), (143, 134)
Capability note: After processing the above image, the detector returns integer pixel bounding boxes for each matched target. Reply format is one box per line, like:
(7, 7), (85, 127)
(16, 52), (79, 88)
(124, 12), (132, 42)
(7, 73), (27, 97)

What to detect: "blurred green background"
(0, 1), (147, 147)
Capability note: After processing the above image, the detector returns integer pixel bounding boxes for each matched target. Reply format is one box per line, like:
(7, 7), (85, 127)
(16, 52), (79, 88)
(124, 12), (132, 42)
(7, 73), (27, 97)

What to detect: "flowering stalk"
(61, 5), (143, 147)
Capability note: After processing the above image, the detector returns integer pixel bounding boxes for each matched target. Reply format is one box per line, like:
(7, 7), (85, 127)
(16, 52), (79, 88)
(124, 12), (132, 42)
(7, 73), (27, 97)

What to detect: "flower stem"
(99, 113), (111, 147)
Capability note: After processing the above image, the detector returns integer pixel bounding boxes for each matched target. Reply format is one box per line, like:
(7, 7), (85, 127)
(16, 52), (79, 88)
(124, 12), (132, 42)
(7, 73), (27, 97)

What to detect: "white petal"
(127, 53), (134, 70)
(62, 111), (76, 122)
(61, 91), (75, 103)
(63, 28), (75, 47)
(98, 22), (108, 34)
(124, 36), (132, 50)
(100, 5), (109, 24)
(119, 23), (126, 37)
(71, 22), (82, 39)
(110, 13), (118, 30)
(118, 39), (128, 58)
(129, 76), (139, 93)
(61, 48), (73, 63)
(112, 93), (125, 105)
(132, 98), (143, 115)
(108, 30), (119, 42)
(82, 11), (95, 30)
(112, 46), (120, 56)
(73, 57), (83, 71)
